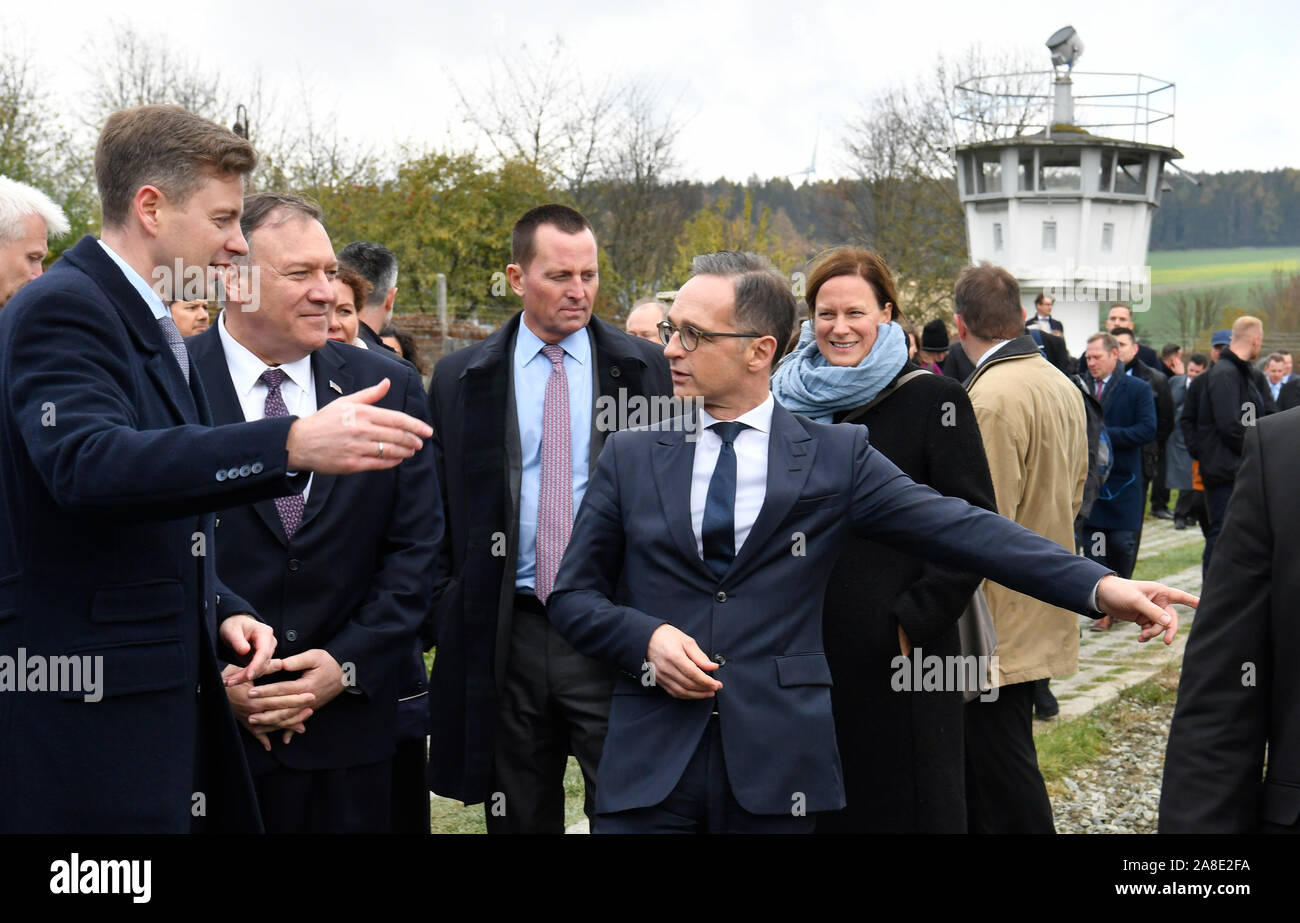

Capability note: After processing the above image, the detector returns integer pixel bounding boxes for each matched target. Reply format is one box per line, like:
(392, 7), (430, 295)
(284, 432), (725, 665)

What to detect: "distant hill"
(686, 168), (1300, 254)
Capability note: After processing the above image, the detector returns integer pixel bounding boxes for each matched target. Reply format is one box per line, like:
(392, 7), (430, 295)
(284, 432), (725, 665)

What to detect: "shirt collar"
(97, 239), (169, 321)
(974, 338), (1012, 369)
(218, 310), (314, 400)
(700, 392), (775, 436)
(514, 316), (591, 368)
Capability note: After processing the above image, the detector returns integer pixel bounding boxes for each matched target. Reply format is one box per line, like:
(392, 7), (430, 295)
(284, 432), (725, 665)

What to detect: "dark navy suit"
(547, 400), (1110, 827)
(187, 327), (440, 831)
(1080, 370), (1156, 579)
(0, 237), (309, 832)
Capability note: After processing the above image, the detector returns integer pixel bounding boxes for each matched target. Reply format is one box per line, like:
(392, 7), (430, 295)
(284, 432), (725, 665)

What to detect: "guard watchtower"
(953, 26), (1182, 357)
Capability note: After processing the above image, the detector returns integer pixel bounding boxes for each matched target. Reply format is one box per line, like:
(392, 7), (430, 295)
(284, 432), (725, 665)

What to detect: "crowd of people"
(0, 103), (1288, 836)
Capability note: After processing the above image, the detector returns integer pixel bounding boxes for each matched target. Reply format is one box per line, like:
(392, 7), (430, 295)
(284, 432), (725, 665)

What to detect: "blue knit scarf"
(770, 320), (909, 423)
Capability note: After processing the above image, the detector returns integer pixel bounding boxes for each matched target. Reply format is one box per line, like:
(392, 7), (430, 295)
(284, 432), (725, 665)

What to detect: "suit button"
(715, 591), (727, 603)
(227, 467), (240, 479)
(609, 365), (621, 378)
(215, 469), (227, 481)
(251, 462), (264, 474)
(285, 629), (298, 642)
(712, 654), (726, 666)
(239, 465), (251, 477)
(288, 559), (300, 572)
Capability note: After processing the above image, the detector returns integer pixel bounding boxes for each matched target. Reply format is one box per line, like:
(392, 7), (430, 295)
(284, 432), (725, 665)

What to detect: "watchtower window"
(1042, 221), (1057, 252)
(1101, 223), (1114, 253)
(993, 223), (1004, 251)
(978, 155), (1002, 194)
(1115, 153), (1149, 196)
(1039, 147), (1082, 192)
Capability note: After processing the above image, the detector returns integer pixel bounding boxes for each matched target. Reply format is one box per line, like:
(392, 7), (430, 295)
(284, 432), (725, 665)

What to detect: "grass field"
(1148, 246), (1300, 291)
(1131, 245), (1300, 342)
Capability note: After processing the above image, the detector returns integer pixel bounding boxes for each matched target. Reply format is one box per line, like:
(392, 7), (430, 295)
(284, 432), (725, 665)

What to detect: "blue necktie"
(702, 421), (747, 579)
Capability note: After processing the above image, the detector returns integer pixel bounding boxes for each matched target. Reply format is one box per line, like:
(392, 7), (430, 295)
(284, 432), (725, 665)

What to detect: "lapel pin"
(329, 380), (342, 394)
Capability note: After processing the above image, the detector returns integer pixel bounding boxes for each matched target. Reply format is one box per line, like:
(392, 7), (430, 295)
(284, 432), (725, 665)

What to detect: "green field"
(1132, 246), (1300, 343)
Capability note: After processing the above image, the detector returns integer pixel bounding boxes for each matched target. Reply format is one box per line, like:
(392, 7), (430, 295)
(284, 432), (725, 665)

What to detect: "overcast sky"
(10, 0), (1297, 182)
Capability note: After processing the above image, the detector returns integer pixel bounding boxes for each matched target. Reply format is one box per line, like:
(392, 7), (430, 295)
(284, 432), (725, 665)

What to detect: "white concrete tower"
(953, 26), (1183, 357)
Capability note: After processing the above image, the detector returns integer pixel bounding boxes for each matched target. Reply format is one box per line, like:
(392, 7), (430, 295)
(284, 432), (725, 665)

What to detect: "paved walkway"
(1042, 517), (1204, 725)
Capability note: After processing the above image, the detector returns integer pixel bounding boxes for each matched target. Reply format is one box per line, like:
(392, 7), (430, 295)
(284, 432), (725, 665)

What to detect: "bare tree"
(449, 36), (619, 200)
(839, 46), (1042, 320)
(1166, 288), (1230, 349)
(1251, 270), (1300, 337)
(589, 83), (690, 307)
(81, 22), (235, 127)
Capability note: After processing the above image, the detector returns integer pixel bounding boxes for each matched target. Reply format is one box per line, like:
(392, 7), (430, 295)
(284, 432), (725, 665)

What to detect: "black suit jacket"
(188, 328), (441, 772)
(0, 236), (309, 833)
(1279, 377), (1300, 412)
(1160, 409), (1300, 832)
(424, 312), (670, 803)
(547, 401), (1110, 815)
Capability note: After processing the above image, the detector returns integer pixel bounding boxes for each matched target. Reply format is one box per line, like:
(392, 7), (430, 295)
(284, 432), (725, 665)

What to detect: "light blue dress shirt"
(97, 240), (169, 321)
(513, 320), (592, 591)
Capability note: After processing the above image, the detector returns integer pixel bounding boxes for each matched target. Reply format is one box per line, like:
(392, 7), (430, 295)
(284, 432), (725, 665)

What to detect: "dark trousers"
(593, 715), (816, 834)
(1078, 525), (1139, 580)
(964, 681), (1055, 834)
(1203, 484), (1234, 577)
(1149, 447), (1170, 511)
(390, 738), (429, 833)
(252, 758), (393, 834)
(1174, 489), (1209, 535)
(485, 603), (613, 834)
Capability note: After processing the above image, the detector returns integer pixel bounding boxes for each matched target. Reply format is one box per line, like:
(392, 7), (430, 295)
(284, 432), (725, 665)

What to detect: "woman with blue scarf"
(772, 247), (997, 834)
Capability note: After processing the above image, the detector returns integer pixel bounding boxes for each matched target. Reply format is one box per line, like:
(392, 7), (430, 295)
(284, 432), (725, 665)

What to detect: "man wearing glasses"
(426, 204), (671, 833)
(546, 250), (1197, 834)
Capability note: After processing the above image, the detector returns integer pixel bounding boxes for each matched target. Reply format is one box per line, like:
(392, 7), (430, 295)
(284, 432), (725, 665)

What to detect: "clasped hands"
(218, 615), (347, 751)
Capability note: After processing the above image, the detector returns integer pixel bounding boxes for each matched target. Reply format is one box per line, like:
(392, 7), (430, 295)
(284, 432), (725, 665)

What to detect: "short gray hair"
(689, 251), (795, 368)
(0, 175), (70, 244)
(1087, 331), (1118, 353)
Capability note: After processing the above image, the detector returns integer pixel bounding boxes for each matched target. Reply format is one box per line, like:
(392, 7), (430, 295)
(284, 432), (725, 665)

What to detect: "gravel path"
(1049, 681), (1177, 834)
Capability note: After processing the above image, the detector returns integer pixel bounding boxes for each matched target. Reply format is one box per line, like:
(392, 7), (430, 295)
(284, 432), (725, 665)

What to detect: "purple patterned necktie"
(259, 368), (305, 538)
(535, 344), (572, 604)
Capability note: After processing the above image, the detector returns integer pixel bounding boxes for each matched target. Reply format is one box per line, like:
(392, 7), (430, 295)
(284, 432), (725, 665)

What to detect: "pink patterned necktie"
(535, 344), (572, 603)
(260, 368), (305, 538)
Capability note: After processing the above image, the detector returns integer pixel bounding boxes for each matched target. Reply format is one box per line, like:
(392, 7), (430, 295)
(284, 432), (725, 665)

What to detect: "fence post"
(436, 273), (448, 339)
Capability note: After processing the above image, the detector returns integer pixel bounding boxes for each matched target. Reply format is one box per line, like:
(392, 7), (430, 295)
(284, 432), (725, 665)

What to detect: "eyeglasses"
(657, 319), (761, 352)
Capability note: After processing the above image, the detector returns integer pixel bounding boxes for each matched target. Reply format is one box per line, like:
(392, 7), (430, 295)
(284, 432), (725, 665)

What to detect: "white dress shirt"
(690, 393), (774, 560)
(217, 310), (317, 501)
(974, 338), (1012, 369)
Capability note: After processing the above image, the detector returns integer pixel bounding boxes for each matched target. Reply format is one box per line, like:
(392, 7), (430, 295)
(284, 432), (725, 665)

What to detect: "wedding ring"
(377, 442), (385, 459)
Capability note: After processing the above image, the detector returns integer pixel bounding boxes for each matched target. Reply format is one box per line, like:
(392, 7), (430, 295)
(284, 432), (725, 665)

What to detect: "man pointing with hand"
(0, 106), (431, 833)
(547, 252), (1196, 834)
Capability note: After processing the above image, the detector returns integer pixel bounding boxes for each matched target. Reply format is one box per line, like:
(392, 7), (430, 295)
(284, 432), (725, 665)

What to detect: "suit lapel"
(651, 428), (712, 580)
(728, 402), (816, 580)
(188, 325), (287, 546)
(63, 237), (199, 424)
(297, 347), (350, 531)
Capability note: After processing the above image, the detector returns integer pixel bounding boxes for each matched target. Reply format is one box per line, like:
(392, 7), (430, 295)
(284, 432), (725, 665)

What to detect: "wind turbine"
(788, 120), (820, 186)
